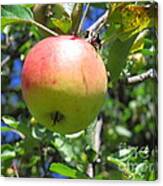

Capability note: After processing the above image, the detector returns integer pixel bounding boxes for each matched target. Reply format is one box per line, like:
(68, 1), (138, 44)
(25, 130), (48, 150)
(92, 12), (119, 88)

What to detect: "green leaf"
(107, 34), (137, 83)
(51, 17), (72, 33)
(51, 3), (75, 18)
(21, 4), (34, 9)
(49, 163), (78, 178)
(2, 115), (19, 129)
(1, 144), (14, 151)
(115, 126), (132, 138)
(1, 126), (13, 132)
(119, 148), (132, 157)
(1, 150), (16, 161)
(1, 5), (33, 30)
(141, 48), (156, 56)
(91, 3), (107, 9)
(130, 30), (148, 53)
(1, 145), (16, 161)
(2, 115), (26, 139)
(103, 3), (157, 43)
(46, 3), (75, 34)
(116, 5), (151, 41)
(107, 156), (134, 179)
(51, 137), (74, 162)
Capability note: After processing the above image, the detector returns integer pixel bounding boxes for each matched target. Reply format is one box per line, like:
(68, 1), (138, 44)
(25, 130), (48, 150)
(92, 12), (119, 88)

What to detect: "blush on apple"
(21, 35), (108, 134)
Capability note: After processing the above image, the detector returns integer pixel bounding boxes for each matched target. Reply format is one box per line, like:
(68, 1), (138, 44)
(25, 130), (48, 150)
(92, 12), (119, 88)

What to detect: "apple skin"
(21, 35), (107, 134)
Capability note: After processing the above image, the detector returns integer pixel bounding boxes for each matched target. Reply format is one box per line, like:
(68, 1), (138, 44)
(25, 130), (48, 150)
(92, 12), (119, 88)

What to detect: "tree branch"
(127, 68), (157, 84)
(86, 10), (109, 42)
(1, 55), (11, 67)
(77, 3), (90, 34)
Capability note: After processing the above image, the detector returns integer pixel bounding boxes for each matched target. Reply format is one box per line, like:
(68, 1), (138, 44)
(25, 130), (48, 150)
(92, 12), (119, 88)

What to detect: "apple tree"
(1, 2), (158, 180)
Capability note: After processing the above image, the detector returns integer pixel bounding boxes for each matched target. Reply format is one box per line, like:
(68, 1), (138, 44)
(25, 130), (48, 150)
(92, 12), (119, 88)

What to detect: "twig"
(87, 10), (109, 32)
(1, 55), (11, 67)
(86, 163), (94, 178)
(12, 161), (19, 178)
(86, 117), (103, 178)
(30, 20), (58, 36)
(86, 10), (109, 42)
(127, 68), (157, 84)
(93, 117), (103, 154)
(77, 3), (90, 34)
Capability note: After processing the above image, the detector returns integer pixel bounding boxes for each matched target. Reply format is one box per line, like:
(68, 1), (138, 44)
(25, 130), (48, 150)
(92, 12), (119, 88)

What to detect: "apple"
(21, 35), (107, 134)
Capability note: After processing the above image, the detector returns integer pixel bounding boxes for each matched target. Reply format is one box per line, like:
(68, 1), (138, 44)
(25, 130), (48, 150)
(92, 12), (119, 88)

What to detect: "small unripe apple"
(21, 35), (107, 134)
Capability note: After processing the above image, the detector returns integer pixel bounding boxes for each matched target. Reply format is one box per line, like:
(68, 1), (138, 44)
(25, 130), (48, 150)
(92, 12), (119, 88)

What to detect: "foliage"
(1, 2), (158, 180)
